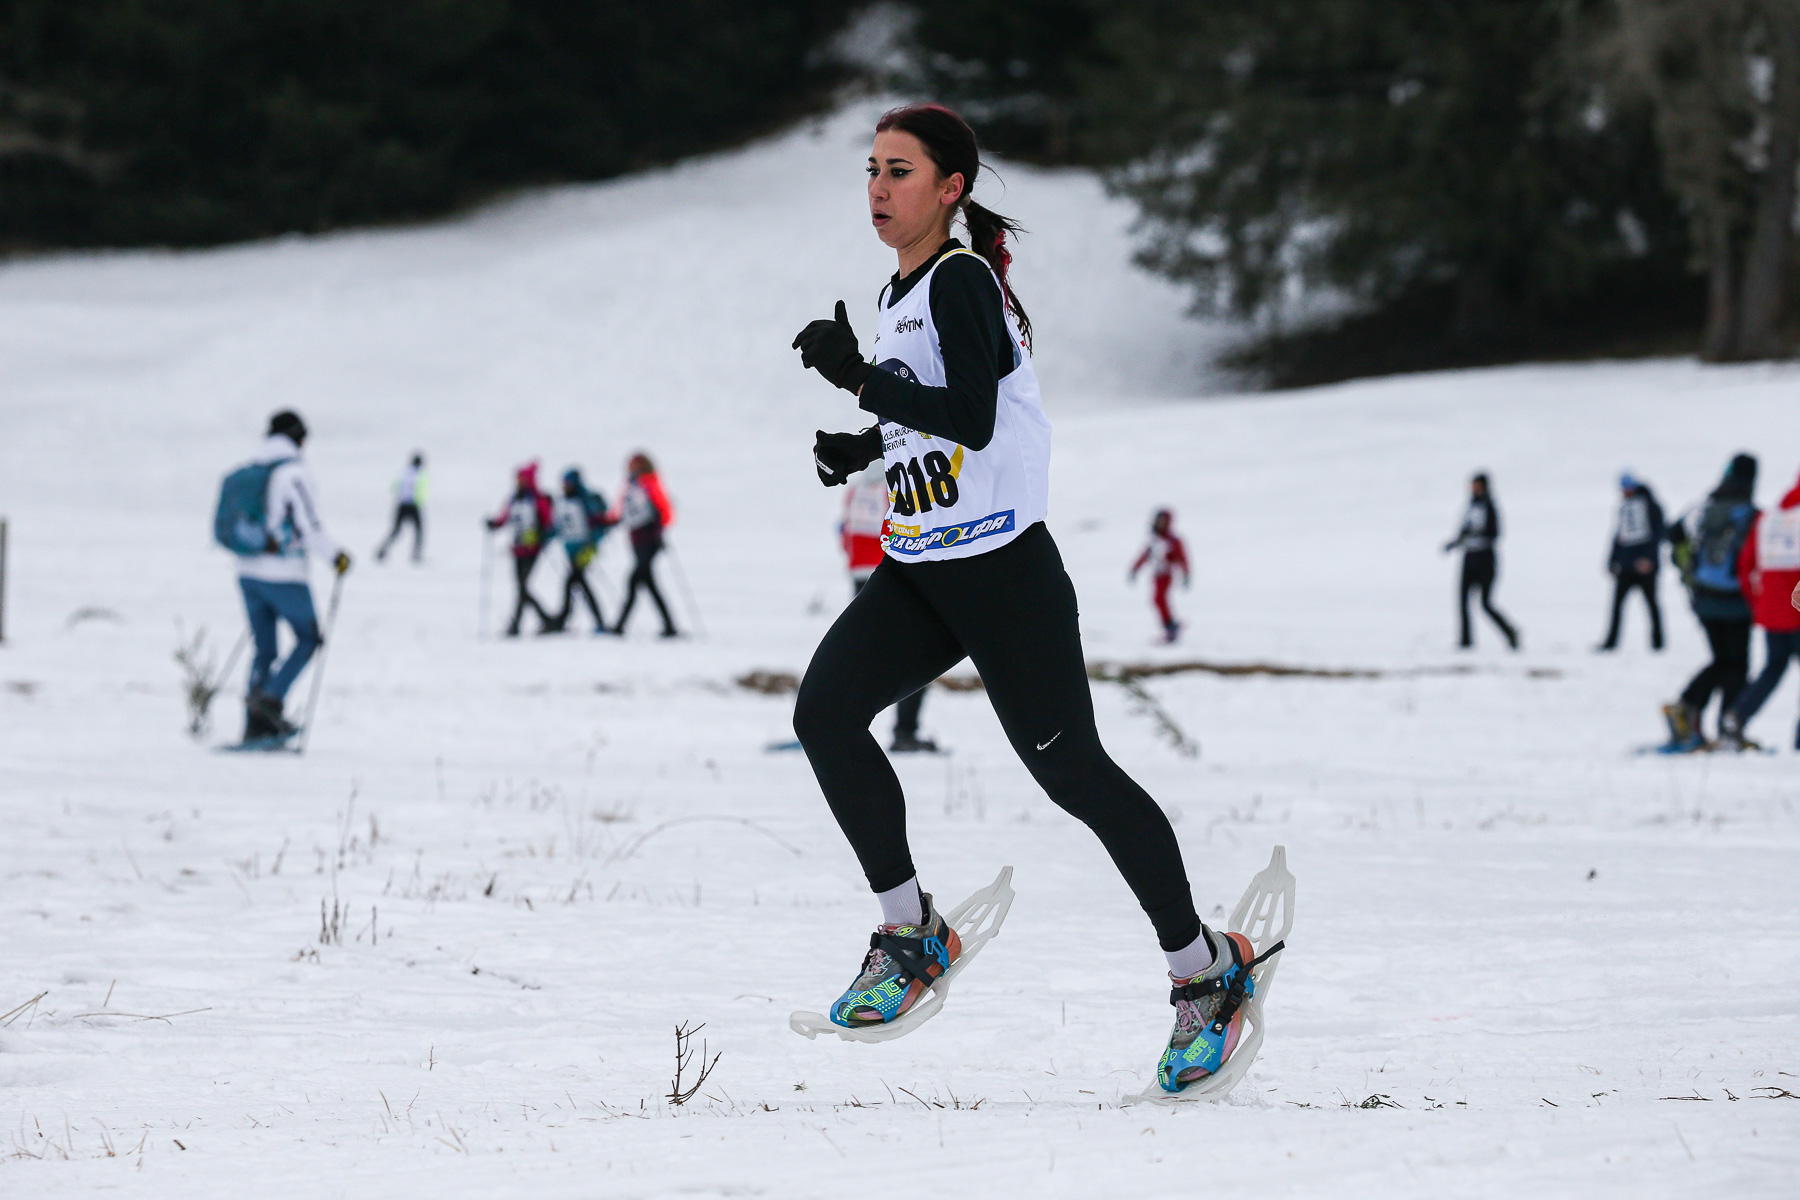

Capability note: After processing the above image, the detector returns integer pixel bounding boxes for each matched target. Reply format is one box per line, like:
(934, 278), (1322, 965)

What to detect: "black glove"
(814, 427), (882, 487)
(793, 300), (874, 394)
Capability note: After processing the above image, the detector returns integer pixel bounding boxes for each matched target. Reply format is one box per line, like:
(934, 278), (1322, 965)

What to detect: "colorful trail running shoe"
(1157, 926), (1280, 1093)
(829, 894), (961, 1028)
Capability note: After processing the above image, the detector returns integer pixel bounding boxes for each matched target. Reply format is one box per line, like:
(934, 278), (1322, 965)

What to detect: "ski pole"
(294, 572), (345, 756)
(478, 526), (495, 640)
(213, 628), (250, 698)
(664, 542), (706, 638)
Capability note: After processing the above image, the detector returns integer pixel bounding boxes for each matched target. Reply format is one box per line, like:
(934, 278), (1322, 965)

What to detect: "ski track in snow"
(2, 104), (1798, 1197)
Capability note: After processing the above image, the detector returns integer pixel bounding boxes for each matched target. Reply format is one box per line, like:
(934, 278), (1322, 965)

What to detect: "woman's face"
(868, 129), (963, 251)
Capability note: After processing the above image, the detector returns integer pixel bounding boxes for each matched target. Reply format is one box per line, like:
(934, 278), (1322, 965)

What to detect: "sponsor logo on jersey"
(876, 358), (918, 383)
(886, 510), (1015, 556)
(895, 315), (925, 334)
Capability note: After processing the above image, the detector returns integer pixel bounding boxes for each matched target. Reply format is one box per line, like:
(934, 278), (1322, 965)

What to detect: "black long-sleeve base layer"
(793, 522), (1200, 953)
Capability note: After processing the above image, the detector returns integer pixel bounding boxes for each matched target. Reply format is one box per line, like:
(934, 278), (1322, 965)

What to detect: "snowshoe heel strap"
(872, 927), (949, 989)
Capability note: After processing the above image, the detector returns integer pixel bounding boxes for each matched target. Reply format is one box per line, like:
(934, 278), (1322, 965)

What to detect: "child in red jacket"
(1130, 509), (1190, 643)
(1721, 469), (1800, 750)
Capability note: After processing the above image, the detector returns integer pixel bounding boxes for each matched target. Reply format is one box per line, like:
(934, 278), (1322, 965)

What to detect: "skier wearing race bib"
(486, 462), (555, 637)
(790, 103), (1260, 1093)
(546, 467), (616, 634)
(1598, 473), (1664, 652)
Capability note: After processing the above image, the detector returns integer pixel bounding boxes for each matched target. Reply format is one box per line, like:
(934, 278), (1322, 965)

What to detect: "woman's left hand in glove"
(814, 427), (882, 487)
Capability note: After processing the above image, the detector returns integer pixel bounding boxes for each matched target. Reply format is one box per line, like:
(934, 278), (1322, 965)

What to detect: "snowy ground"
(3, 105), (1799, 1197)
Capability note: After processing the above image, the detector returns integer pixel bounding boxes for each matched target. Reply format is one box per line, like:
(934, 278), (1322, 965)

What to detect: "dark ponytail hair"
(875, 103), (1032, 350)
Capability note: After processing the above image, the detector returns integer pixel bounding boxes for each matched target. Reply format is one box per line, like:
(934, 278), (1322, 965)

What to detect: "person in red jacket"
(1130, 509), (1190, 643)
(1721, 468), (1800, 750)
(487, 462), (555, 637)
(611, 452), (679, 637)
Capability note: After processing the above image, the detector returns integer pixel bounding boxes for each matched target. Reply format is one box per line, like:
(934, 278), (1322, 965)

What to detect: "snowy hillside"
(3, 103), (1799, 1198)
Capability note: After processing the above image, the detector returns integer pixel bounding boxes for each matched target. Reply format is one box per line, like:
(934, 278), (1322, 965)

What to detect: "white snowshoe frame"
(789, 866), (1014, 1044)
(1130, 845), (1295, 1105)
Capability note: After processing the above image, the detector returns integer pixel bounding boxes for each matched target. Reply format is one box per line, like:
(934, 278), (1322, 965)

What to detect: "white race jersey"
(868, 249), (1050, 563)
(1759, 506), (1800, 570)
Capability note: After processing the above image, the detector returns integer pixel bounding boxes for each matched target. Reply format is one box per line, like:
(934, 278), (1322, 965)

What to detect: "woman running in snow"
(790, 103), (1260, 1093)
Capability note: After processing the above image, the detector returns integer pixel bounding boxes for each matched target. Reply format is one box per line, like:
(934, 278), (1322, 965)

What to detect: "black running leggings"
(793, 522), (1200, 952)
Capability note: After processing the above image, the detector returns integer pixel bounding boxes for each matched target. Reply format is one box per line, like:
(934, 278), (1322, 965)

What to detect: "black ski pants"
(615, 534), (676, 635)
(1681, 617), (1752, 716)
(557, 553), (606, 631)
(1730, 630), (1800, 747)
(852, 574), (927, 741)
(377, 502), (423, 562)
(1459, 550), (1518, 648)
(793, 522), (1200, 952)
(506, 550), (552, 635)
(1602, 569), (1662, 649)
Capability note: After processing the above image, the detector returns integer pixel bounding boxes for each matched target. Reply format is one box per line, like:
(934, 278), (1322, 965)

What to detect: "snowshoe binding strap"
(1169, 939), (1285, 1035)
(871, 926), (952, 990)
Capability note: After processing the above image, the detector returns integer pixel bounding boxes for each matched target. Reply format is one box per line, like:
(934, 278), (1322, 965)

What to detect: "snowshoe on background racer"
(1655, 701), (1707, 754)
(830, 893), (961, 1027)
(1157, 926), (1283, 1092)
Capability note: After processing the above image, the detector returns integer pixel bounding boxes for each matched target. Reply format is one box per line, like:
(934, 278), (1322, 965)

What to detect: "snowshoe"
(790, 866), (1013, 1044)
(887, 733), (941, 754)
(828, 893), (960, 1028)
(220, 730), (299, 754)
(1129, 846), (1294, 1105)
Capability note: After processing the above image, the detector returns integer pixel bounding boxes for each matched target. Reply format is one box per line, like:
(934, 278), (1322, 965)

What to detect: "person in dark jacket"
(1599, 472), (1665, 651)
(1444, 472), (1519, 650)
(1663, 453), (1759, 746)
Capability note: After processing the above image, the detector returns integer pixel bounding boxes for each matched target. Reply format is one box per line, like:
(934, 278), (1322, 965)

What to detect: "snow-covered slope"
(3, 104), (1799, 1198)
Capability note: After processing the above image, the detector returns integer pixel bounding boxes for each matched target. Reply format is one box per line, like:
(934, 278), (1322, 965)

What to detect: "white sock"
(876, 877), (923, 927)
(1165, 927), (1216, 980)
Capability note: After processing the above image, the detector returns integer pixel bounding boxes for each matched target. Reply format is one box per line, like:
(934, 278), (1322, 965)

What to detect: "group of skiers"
(485, 454), (680, 640)
(209, 414), (686, 748)
(1438, 458), (1800, 752)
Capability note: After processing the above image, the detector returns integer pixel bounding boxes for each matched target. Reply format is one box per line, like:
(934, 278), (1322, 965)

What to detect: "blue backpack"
(213, 459), (291, 555)
(1689, 498), (1753, 593)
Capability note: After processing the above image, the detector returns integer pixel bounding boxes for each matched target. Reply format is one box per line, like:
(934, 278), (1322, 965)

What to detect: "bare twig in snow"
(668, 1022), (720, 1105)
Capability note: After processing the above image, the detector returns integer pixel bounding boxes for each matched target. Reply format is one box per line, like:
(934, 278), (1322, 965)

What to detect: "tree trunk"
(1702, 214), (1739, 360)
(1732, 3), (1800, 358)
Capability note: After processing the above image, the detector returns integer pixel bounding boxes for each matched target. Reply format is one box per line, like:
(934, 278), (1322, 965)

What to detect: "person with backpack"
(1130, 508), (1190, 644)
(611, 452), (679, 638)
(1598, 472), (1665, 651)
(375, 452), (427, 564)
(842, 464), (936, 752)
(1718, 466), (1800, 751)
(546, 467), (616, 634)
(486, 462), (555, 637)
(215, 410), (350, 744)
(1443, 472), (1520, 650)
(1663, 453), (1759, 749)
